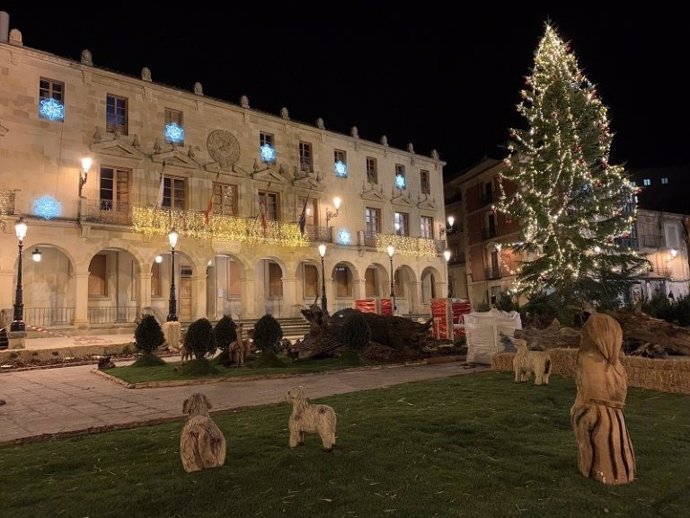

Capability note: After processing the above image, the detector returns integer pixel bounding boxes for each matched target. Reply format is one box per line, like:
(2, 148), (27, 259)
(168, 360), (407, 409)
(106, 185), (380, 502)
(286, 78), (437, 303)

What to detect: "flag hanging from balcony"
(156, 161), (166, 208)
(298, 185), (313, 236)
(204, 171), (220, 225)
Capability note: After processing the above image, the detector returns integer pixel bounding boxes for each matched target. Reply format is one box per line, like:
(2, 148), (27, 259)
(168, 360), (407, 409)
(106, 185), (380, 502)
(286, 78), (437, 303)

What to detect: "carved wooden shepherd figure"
(570, 313), (636, 485)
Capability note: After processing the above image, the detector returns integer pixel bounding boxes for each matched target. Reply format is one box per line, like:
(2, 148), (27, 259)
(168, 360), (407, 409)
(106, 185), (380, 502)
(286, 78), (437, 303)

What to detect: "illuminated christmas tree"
(497, 23), (648, 309)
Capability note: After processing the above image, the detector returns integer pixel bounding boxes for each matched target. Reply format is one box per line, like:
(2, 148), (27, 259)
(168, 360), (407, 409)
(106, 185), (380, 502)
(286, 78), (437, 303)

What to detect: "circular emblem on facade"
(206, 130), (240, 169)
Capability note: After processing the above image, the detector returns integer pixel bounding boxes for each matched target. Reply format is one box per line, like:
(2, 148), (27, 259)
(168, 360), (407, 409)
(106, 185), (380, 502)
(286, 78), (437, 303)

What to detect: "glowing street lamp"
(318, 244), (328, 313)
(326, 196), (342, 227)
(387, 244), (396, 313)
(11, 217), (28, 332)
(167, 228), (179, 322)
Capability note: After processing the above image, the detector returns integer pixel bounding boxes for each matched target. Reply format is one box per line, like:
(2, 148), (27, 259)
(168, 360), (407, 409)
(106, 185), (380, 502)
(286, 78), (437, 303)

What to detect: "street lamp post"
(77, 157), (93, 223)
(444, 249), (454, 342)
(325, 196), (342, 228)
(318, 244), (328, 313)
(11, 217), (28, 332)
(387, 244), (396, 314)
(167, 228), (178, 322)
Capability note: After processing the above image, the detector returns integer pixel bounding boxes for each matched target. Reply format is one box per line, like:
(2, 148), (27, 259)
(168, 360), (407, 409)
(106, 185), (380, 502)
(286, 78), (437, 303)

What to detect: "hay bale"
(492, 349), (690, 394)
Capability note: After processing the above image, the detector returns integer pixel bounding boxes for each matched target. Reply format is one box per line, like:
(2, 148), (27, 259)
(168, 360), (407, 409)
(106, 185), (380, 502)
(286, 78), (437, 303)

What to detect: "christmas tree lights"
(497, 23), (648, 308)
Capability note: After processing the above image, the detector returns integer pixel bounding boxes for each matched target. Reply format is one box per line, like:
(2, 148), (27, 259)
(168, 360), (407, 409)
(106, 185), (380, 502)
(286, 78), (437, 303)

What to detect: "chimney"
(0, 11), (9, 43)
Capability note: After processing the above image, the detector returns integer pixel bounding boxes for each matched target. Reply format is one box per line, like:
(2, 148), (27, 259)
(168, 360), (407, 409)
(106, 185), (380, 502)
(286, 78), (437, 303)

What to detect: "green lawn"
(110, 353), (377, 385)
(1, 372), (688, 518)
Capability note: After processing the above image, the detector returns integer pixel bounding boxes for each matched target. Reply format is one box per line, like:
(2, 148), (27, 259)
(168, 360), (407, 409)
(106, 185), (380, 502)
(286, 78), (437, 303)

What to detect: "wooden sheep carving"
(286, 386), (336, 452)
(512, 338), (552, 385)
(180, 393), (227, 473)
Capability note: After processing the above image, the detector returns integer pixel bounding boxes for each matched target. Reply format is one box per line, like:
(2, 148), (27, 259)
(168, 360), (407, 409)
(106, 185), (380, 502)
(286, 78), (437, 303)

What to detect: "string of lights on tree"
(496, 23), (649, 304)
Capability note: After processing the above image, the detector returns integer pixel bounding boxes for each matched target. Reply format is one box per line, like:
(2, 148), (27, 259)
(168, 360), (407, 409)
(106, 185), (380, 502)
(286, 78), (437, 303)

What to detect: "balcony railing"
(24, 307), (75, 327)
(304, 224), (332, 243)
(370, 232), (443, 258)
(83, 200), (133, 225)
(88, 306), (139, 324)
(642, 235), (663, 248)
(485, 266), (502, 280)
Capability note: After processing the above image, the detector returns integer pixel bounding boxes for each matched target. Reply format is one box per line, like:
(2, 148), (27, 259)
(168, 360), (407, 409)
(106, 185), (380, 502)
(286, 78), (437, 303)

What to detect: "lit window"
(260, 132), (276, 164)
(38, 78), (65, 122)
(164, 108), (184, 145)
(395, 164), (406, 189)
(394, 212), (409, 236)
(661, 177), (669, 184)
(334, 149), (348, 177)
(420, 216), (433, 238)
(643, 179), (651, 186)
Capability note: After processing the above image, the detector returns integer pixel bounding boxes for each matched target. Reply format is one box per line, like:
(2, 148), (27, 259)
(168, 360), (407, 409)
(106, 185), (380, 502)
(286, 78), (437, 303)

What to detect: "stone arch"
(392, 263), (418, 316)
(420, 265), (444, 304)
(206, 253), (249, 320)
(330, 260), (361, 312)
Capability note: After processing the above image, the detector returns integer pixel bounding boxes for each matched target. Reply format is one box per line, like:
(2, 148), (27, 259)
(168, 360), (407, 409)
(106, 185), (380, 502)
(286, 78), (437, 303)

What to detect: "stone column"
(242, 276), (257, 319)
(138, 272), (152, 312)
(191, 275), (207, 320)
(73, 272), (90, 328)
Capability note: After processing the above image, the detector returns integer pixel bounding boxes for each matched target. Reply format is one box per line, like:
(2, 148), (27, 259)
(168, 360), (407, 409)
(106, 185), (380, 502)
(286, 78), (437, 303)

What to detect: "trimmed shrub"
(134, 315), (165, 354)
(253, 314), (283, 353)
(341, 310), (371, 350)
(184, 318), (217, 360)
(214, 315), (238, 365)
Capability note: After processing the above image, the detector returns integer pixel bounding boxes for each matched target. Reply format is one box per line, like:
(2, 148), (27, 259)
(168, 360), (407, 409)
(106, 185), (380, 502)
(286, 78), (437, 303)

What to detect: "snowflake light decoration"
(33, 195), (62, 220)
(395, 173), (406, 189)
(334, 160), (348, 177)
(337, 229), (351, 245)
(260, 144), (276, 163)
(39, 98), (65, 122)
(164, 122), (185, 144)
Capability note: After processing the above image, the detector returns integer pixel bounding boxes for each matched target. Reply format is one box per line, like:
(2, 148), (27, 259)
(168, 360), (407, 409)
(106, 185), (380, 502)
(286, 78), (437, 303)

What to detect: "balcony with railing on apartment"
(484, 265), (503, 280)
(641, 234), (663, 249)
(363, 231), (446, 257)
(82, 199), (133, 225)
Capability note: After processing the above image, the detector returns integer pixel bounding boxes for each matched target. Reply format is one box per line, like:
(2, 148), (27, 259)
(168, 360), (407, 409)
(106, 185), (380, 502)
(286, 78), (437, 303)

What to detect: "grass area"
(109, 351), (374, 384)
(1, 372), (689, 518)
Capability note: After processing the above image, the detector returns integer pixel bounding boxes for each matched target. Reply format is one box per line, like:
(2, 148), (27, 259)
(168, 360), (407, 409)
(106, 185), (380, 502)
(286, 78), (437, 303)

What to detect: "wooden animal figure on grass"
(286, 386), (336, 452)
(571, 313), (635, 485)
(512, 338), (552, 385)
(230, 323), (250, 366)
(180, 393), (227, 473)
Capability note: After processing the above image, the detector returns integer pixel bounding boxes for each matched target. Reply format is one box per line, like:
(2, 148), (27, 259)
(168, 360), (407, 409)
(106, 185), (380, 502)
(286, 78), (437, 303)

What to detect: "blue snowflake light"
(395, 174), (406, 189)
(33, 195), (62, 220)
(337, 229), (351, 245)
(38, 98), (65, 122)
(260, 143), (276, 163)
(164, 122), (185, 144)
(334, 160), (348, 177)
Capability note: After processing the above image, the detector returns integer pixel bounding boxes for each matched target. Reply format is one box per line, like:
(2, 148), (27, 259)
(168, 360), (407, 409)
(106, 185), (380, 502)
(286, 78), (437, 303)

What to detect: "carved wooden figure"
(570, 313), (636, 485)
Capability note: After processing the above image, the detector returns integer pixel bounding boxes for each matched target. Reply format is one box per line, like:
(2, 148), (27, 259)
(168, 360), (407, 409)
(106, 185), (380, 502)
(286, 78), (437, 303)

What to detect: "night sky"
(3, 3), (687, 177)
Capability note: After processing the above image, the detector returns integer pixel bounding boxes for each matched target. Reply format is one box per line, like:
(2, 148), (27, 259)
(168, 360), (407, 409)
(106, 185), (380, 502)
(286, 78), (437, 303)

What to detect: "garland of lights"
(376, 234), (438, 258)
(132, 207), (309, 247)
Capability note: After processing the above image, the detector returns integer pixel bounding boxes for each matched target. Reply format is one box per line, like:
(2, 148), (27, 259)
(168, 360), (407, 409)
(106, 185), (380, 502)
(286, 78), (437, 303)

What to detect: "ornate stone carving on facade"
(9, 29), (23, 46)
(154, 138), (162, 154)
(92, 127), (102, 143)
(141, 67), (152, 82)
(431, 149), (440, 161)
(240, 95), (250, 108)
(0, 121), (9, 137)
(407, 142), (415, 154)
(132, 134), (141, 148)
(381, 135), (388, 146)
(206, 129), (240, 170)
(188, 145), (197, 159)
(280, 107), (289, 120)
(193, 82), (204, 96)
(351, 126), (359, 139)
(316, 117), (325, 129)
(80, 49), (93, 66)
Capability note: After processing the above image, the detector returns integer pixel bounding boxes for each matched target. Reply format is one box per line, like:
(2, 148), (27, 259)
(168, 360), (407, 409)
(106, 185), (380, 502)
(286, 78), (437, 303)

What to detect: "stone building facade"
(0, 30), (448, 331)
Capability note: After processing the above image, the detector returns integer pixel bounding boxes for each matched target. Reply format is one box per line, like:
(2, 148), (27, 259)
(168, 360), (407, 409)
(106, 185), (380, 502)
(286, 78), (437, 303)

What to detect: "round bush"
(341, 310), (371, 350)
(184, 318), (217, 360)
(134, 314), (165, 354)
(214, 315), (238, 351)
(253, 314), (283, 352)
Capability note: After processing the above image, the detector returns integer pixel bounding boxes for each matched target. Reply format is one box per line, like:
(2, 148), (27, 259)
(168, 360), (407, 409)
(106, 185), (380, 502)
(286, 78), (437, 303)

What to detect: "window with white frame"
(299, 141), (313, 172)
(164, 108), (184, 145)
(395, 164), (406, 189)
(366, 157), (378, 184)
(259, 132), (276, 163)
(106, 94), (128, 135)
(38, 78), (65, 122)
(420, 216), (433, 238)
(162, 176), (186, 210)
(394, 211), (409, 236)
(365, 207), (381, 234)
(334, 149), (348, 177)
(420, 170), (430, 194)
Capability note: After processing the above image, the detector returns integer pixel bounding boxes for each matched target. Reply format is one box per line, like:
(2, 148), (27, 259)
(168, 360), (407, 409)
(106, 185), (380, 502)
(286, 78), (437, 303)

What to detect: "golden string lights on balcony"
(376, 234), (438, 258)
